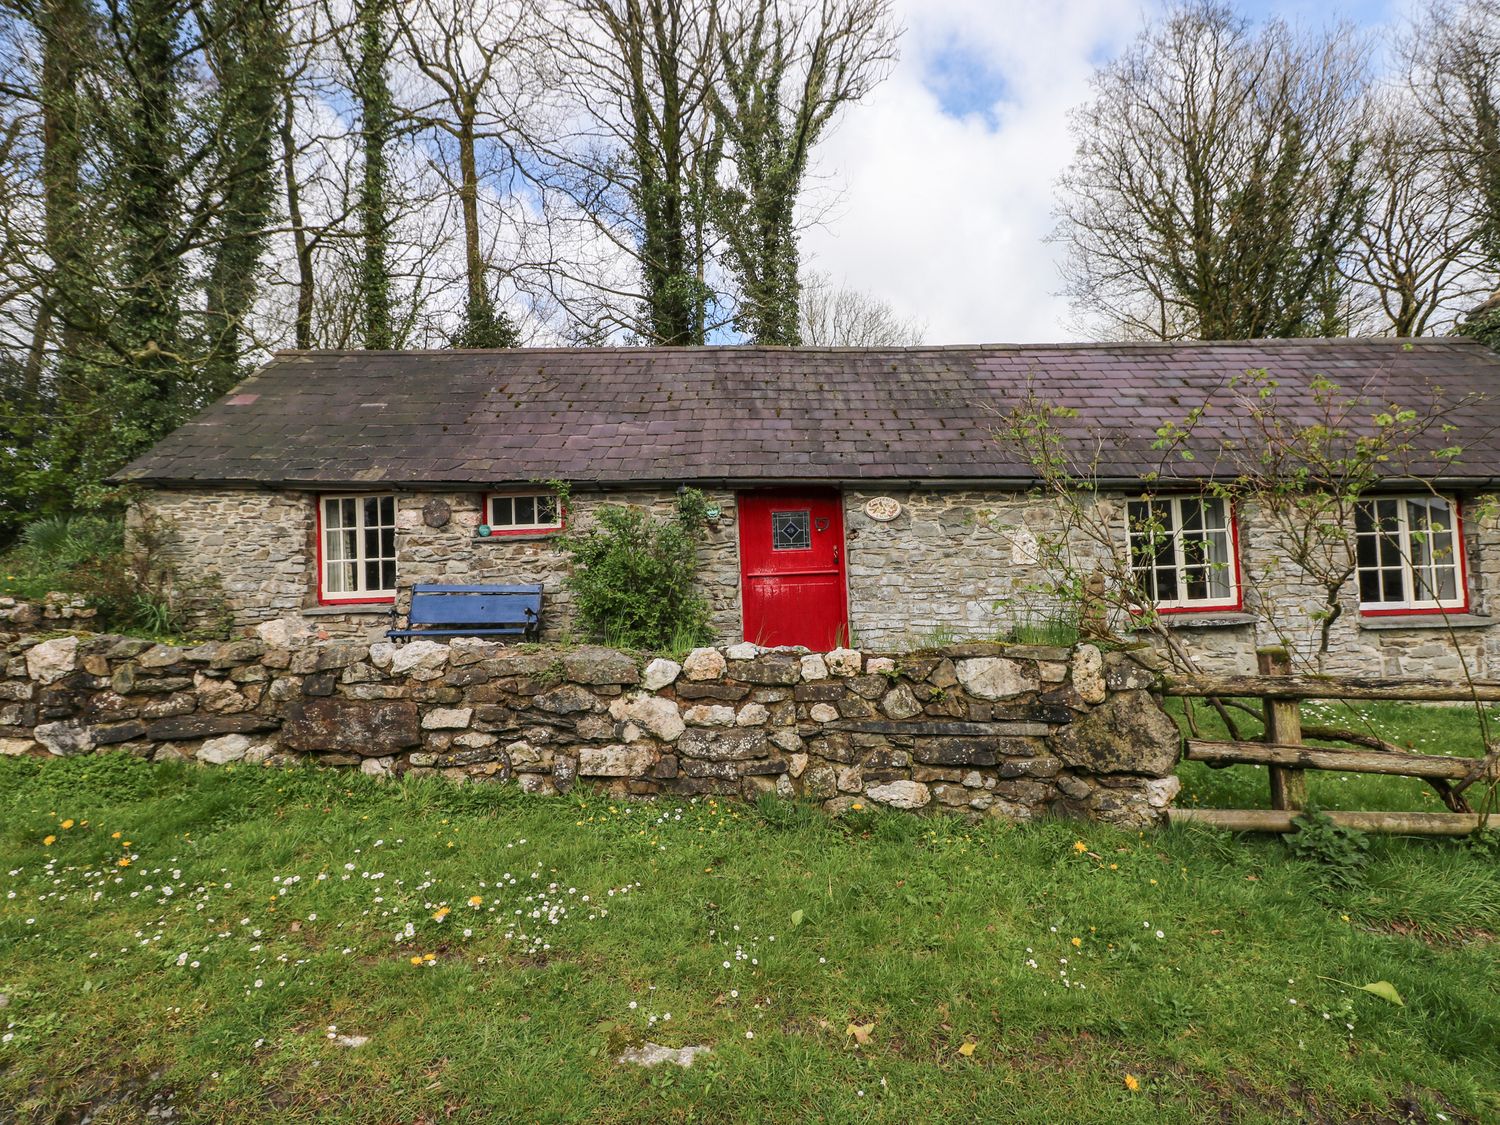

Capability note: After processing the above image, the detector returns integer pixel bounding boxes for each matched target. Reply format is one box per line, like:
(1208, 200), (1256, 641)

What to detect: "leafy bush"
(1284, 804), (1371, 891)
(561, 489), (713, 651)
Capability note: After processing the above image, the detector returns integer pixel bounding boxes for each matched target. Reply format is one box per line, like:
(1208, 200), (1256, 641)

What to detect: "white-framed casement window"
(319, 494), (397, 602)
(481, 491), (564, 536)
(1355, 496), (1466, 614)
(1127, 496), (1239, 611)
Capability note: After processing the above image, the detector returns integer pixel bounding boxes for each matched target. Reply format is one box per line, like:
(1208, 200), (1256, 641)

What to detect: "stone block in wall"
(864, 780), (930, 809)
(730, 654), (801, 685)
(955, 657), (1038, 700)
(608, 694), (684, 741)
(563, 647), (641, 685)
(282, 699), (419, 755)
(35, 719), (94, 757)
(1049, 690), (1180, 777)
(677, 728), (769, 762)
(145, 714), (278, 741)
(25, 636), (78, 684)
(578, 744), (655, 777)
(677, 682), (750, 701)
(682, 648), (727, 680)
(535, 684), (601, 714)
(642, 659), (681, 690)
(913, 737), (1003, 767)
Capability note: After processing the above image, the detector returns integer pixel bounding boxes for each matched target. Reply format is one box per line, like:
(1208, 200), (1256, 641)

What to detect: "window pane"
(378, 495), (395, 525)
(772, 510), (811, 550)
(515, 495), (536, 525)
(381, 559), (396, 592)
(380, 525), (395, 559)
(537, 495), (559, 524)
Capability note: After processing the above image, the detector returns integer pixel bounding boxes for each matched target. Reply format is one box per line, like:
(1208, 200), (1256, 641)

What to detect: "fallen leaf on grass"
(845, 1021), (875, 1046)
(956, 1041), (976, 1057)
(1353, 981), (1404, 1006)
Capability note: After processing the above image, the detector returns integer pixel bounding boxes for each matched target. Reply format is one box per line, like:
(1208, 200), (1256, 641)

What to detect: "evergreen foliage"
(561, 489), (712, 651)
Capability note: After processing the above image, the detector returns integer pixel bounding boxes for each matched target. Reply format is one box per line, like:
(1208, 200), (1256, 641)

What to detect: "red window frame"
(315, 494), (398, 605)
(478, 490), (566, 537)
(1126, 496), (1245, 615)
(1357, 496), (1470, 618)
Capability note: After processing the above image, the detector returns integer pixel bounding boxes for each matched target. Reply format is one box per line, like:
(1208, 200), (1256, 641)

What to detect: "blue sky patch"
(923, 39), (1011, 128)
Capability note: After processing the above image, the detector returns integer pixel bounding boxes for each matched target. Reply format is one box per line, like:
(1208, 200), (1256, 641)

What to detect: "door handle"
(815, 518), (830, 531)
(833, 546), (840, 564)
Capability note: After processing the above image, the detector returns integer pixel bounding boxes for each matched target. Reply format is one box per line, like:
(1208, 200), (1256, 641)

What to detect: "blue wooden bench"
(387, 583), (543, 642)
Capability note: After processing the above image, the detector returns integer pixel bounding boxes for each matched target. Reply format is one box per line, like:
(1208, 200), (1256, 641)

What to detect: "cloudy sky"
(799, 0), (1416, 344)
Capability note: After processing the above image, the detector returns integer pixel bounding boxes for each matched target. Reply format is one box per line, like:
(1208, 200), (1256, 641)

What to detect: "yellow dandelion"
(43, 835), (56, 846)
(851, 803), (863, 811)
(410, 955), (424, 966)
(433, 907), (451, 921)
(468, 895), (483, 907)
(423, 953), (435, 961)
(111, 831), (121, 839)
(1109, 863), (1118, 870)
(118, 857), (131, 867)
(1124, 1074), (1140, 1092)
(1071, 937), (1082, 948)
(1149, 879), (1157, 886)
(1073, 841), (1087, 853)
(60, 819), (74, 829)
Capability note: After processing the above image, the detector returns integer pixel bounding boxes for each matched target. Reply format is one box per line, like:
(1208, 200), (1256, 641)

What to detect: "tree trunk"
(279, 74), (314, 350)
(356, 0), (393, 350)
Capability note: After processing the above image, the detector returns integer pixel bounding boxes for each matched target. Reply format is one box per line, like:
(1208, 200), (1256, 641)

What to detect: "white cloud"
(798, 1), (1147, 344)
(799, 0), (1407, 343)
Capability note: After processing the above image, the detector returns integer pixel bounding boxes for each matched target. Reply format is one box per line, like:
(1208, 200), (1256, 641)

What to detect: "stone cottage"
(116, 338), (1500, 677)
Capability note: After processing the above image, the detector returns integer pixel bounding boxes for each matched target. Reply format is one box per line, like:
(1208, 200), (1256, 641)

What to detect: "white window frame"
(483, 491), (564, 535)
(1355, 495), (1466, 614)
(1126, 496), (1240, 612)
(319, 494), (398, 603)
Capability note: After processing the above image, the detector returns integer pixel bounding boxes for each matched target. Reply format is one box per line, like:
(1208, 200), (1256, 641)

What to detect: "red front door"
(738, 490), (849, 649)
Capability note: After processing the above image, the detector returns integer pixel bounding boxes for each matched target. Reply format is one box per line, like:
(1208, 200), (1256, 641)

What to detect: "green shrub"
(561, 489), (713, 651)
(1284, 804), (1371, 891)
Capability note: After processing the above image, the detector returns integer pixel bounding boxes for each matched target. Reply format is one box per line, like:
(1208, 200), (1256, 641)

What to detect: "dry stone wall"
(0, 625), (1182, 827)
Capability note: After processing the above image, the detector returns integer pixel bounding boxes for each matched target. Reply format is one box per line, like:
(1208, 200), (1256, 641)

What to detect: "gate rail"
(1161, 648), (1498, 836)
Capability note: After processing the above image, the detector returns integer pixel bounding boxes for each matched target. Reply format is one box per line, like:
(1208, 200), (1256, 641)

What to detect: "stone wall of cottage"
(135, 485), (1500, 681)
(840, 488), (1500, 678)
(0, 628), (1182, 828)
(137, 487), (744, 643)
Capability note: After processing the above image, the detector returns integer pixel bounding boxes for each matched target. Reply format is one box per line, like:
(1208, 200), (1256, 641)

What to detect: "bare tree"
(395, 0), (540, 346)
(1352, 96), (1489, 336)
(520, 0), (725, 345)
(1410, 0), (1500, 272)
(1055, 1), (1372, 341)
(797, 268), (922, 345)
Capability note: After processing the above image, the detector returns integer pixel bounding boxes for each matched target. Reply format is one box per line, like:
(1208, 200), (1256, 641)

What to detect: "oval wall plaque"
(864, 496), (901, 522)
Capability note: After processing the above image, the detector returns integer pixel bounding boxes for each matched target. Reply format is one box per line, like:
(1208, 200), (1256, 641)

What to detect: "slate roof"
(116, 339), (1500, 488)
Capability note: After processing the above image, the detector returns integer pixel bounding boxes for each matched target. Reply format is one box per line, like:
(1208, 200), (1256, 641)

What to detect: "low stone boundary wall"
(0, 626), (1183, 825)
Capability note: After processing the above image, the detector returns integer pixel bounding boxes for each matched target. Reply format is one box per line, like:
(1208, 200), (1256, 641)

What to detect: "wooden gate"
(1164, 648), (1499, 835)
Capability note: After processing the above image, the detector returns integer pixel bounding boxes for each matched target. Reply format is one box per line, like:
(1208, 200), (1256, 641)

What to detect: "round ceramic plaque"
(864, 496), (901, 522)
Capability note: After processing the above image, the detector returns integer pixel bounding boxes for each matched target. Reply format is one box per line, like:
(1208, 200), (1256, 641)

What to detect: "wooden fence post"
(1257, 647), (1308, 810)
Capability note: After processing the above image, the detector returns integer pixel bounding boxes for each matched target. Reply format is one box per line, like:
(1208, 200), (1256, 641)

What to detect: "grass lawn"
(1, 752), (1496, 1124)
